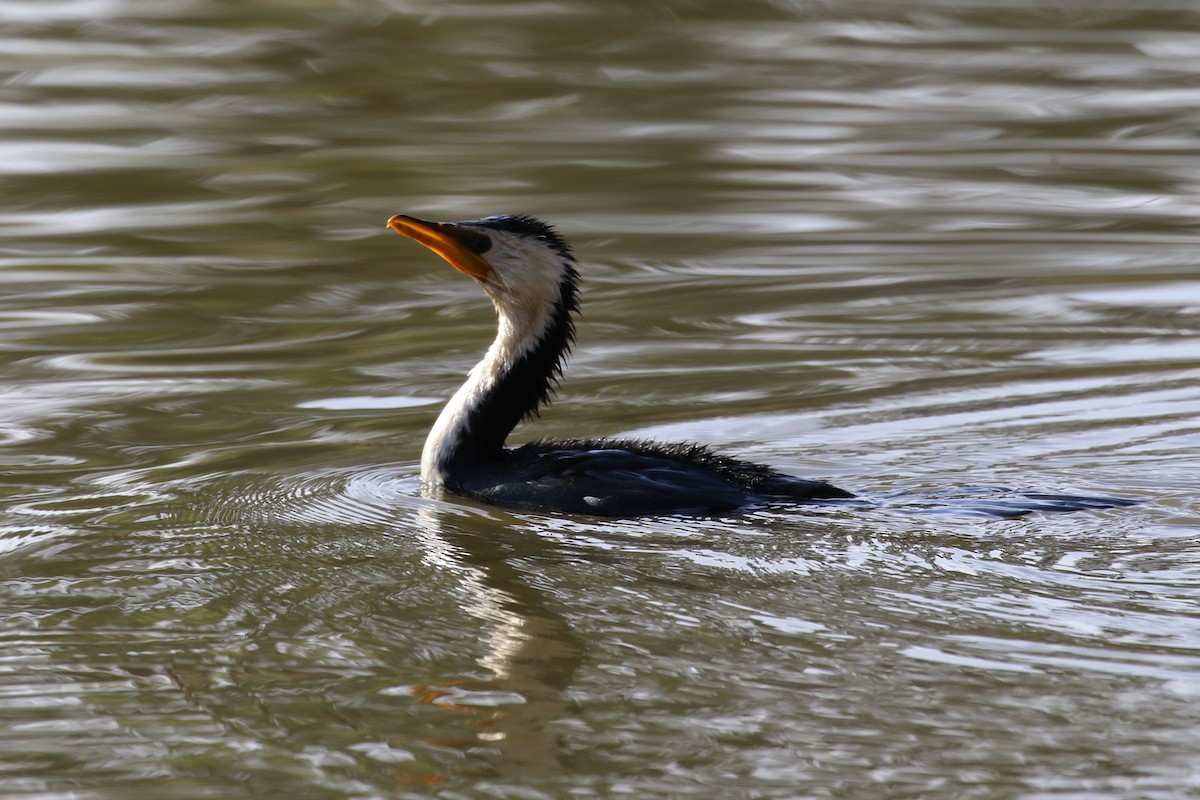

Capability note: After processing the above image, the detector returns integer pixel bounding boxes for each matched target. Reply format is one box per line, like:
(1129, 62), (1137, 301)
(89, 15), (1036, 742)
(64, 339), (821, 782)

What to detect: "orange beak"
(387, 214), (491, 280)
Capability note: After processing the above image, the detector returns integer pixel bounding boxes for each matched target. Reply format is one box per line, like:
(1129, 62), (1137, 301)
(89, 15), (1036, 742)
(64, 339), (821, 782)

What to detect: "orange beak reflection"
(387, 214), (491, 280)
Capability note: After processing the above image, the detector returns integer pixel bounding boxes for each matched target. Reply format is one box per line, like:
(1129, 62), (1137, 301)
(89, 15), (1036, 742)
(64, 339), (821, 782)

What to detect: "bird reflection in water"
(408, 506), (584, 778)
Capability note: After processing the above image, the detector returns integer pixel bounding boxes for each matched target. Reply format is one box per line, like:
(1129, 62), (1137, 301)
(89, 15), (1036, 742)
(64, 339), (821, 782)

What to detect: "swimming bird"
(386, 213), (853, 517)
(387, 213), (1134, 519)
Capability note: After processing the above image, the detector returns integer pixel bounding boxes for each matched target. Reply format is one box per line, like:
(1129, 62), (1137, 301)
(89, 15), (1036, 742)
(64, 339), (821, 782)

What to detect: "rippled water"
(2, 1), (1199, 797)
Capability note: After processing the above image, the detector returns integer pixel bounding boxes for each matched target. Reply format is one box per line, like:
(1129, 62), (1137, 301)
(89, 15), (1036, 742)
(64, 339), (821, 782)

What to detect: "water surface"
(1, 1), (1199, 797)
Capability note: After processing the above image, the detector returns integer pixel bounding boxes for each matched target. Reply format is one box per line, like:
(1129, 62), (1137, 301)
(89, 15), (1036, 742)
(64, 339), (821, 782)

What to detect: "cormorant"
(386, 213), (1132, 519)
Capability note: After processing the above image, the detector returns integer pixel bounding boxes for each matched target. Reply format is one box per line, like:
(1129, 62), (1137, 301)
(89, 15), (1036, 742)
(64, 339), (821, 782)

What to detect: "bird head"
(387, 214), (576, 311)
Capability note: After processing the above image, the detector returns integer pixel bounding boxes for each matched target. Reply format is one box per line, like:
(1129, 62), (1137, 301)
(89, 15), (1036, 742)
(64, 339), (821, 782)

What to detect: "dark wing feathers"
(532, 438), (854, 499)
(470, 454), (750, 517)
(452, 438), (852, 517)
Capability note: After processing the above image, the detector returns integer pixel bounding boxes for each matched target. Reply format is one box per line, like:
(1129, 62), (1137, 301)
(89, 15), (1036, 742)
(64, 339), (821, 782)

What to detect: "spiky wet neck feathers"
(419, 217), (579, 486)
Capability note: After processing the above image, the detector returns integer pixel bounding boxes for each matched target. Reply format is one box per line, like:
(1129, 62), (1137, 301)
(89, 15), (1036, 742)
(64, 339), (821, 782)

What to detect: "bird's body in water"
(387, 213), (1134, 518)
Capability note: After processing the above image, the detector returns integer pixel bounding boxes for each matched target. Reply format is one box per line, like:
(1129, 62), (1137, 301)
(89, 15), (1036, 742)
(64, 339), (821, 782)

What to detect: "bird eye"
(464, 231), (492, 254)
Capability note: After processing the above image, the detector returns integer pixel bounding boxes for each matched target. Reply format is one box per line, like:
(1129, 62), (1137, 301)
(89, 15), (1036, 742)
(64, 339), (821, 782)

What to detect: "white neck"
(420, 297), (556, 486)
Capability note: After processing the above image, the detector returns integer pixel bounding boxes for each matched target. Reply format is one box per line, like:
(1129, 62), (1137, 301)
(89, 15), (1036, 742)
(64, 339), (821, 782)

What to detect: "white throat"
(420, 265), (563, 486)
